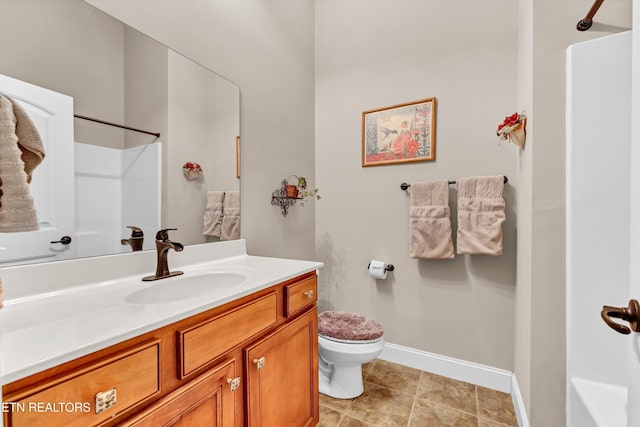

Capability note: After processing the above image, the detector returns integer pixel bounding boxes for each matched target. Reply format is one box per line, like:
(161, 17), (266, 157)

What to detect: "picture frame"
(362, 97), (436, 167)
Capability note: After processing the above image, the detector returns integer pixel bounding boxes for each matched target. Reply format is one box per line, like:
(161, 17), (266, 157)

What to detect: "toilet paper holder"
(367, 262), (394, 272)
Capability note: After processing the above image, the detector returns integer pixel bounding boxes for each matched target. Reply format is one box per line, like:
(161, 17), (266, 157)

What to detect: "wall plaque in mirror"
(0, 0), (240, 266)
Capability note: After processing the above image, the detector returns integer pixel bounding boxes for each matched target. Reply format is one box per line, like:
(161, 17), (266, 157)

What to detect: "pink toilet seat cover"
(318, 311), (384, 341)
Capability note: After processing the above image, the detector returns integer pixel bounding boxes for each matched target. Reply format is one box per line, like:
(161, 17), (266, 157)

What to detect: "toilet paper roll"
(369, 260), (388, 280)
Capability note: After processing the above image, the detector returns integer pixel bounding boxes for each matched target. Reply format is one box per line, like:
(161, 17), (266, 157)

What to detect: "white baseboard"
(378, 342), (513, 392)
(511, 373), (530, 427)
(378, 342), (530, 426)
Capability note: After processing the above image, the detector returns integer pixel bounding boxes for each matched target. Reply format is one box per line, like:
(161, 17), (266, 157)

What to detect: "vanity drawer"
(284, 275), (317, 317)
(178, 292), (278, 378)
(6, 340), (160, 427)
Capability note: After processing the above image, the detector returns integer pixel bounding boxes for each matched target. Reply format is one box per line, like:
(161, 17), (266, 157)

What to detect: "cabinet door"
(121, 359), (238, 427)
(245, 308), (318, 427)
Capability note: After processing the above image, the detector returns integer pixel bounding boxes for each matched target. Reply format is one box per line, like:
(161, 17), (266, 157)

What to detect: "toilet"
(317, 311), (385, 399)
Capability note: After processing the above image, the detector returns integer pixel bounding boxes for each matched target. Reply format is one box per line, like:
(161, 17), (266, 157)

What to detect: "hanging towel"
(7, 96), (45, 183)
(409, 180), (454, 259)
(0, 95), (39, 232)
(203, 191), (225, 237)
(456, 176), (506, 256)
(221, 190), (240, 240)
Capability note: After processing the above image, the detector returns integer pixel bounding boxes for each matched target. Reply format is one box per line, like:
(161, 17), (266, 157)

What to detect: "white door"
(0, 74), (75, 265)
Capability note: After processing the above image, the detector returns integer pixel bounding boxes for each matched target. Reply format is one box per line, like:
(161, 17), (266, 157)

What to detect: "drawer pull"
(253, 356), (266, 371)
(95, 388), (117, 414)
(303, 290), (315, 298)
(227, 377), (241, 392)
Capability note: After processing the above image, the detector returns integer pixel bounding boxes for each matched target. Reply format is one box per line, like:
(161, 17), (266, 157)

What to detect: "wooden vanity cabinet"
(2, 271), (319, 427)
(245, 308), (318, 427)
(120, 359), (237, 427)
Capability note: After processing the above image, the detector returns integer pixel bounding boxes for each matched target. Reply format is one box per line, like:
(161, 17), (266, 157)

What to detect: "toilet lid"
(318, 311), (384, 341)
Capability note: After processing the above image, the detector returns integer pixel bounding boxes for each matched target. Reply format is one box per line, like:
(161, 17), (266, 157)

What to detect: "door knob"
(601, 299), (640, 334)
(50, 236), (72, 245)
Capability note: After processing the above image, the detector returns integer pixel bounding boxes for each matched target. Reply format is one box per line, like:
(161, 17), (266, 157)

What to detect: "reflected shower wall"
(75, 142), (160, 258)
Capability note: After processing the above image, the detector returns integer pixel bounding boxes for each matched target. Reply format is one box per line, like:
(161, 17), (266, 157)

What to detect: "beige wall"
(0, 0), (126, 148)
(124, 26), (168, 150)
(315, 0), (519, 370)
(515, 0), (534, 414)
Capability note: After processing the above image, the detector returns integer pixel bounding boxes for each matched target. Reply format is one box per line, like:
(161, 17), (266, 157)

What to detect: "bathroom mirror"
(0, 0), (240, 266)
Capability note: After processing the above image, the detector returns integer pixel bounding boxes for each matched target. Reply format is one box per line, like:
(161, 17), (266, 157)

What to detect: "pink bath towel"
(456, 176), (506, 255)
(409, 180), (454, 259)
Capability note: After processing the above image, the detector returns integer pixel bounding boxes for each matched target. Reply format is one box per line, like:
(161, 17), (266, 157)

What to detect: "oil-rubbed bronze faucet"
(121, 226), (144, 251)
(142, 228), (184, 281)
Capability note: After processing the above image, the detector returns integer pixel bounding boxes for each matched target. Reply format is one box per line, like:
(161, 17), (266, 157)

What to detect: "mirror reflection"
(0, 0), (240, 266)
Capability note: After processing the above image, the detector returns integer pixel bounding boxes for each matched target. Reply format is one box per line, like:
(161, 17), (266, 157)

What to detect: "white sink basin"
(125, 272), (247, 304)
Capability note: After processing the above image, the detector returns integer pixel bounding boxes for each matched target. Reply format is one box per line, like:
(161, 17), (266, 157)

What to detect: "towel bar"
(400, 176), (508, 191)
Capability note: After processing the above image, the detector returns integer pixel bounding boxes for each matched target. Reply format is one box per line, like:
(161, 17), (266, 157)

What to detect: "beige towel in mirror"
(221, 191), (240, 240)
(203, 191), (225, 237)
(409, 180), (454, 259)
(0, 95), (39, 232)
(8, 96), (45, 184)
(456, 176), (505, 255)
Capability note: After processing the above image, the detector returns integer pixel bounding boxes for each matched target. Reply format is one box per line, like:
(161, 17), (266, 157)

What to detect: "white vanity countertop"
(0, 240), (323, 385)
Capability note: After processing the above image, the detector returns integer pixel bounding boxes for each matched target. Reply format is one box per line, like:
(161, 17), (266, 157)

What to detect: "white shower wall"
(566, 31), (631, 426)
(75, 142), (160, 258)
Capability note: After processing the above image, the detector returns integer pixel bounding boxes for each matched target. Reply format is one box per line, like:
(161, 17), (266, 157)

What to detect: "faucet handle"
(126, 226), (144, 238)
(155, 228), (178, 241)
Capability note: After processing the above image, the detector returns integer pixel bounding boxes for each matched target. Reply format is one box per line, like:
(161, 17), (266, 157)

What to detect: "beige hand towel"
(203, 191), (225, 237)
(409, 180), (454, 259)
(221, 191), (240, 240)
(7, 96), (45, 184)
(456, 176), (506, 255)
(0, 95), (38, 232)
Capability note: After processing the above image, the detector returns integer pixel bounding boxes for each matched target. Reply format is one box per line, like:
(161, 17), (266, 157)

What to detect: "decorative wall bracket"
(271, 179), (300, 217)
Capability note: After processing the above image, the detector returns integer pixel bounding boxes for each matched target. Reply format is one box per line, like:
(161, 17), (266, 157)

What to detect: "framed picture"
(362, 97), (436, 167)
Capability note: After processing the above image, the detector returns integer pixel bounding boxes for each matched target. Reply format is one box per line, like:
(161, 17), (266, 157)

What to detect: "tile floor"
(318, 359), (518, 427)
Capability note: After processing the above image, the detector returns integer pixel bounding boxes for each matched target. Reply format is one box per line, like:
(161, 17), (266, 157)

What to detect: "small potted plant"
(183, 161), (203, 181)
(285, 175), (304, 198)
(299, 187), (321, 207)
(283, 175), (320, 205)
(293, 176), (320, 206)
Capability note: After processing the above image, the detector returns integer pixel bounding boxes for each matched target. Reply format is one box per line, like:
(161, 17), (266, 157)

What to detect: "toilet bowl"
(317, 311), (385, 399)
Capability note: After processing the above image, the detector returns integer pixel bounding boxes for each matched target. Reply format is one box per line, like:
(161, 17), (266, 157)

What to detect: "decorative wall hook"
(183, 161), (203, 181)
